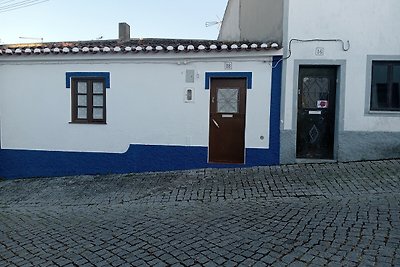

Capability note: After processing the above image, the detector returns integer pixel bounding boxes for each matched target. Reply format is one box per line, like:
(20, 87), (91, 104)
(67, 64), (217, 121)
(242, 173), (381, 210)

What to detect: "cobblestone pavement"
(0, 160), (399, 266)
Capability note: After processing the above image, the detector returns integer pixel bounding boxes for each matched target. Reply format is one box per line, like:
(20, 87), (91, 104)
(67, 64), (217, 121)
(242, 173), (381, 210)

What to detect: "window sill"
(69, 121), (107, 125)
(366, 110), (400, 117)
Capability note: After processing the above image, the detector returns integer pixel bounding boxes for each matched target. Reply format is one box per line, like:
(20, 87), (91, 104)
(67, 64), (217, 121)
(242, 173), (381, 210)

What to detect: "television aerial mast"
(19, 37), (44, 43)
(205, 16), (222, 28)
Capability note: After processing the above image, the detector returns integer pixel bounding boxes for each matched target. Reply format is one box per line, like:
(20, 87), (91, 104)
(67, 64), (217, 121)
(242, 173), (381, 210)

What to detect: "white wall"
(218, 0), (283, 43)
(0, 52), (279, 153)
(218, 0), (241, 41)
(283, 0), (400, 132)
(239, 0), (283, 43)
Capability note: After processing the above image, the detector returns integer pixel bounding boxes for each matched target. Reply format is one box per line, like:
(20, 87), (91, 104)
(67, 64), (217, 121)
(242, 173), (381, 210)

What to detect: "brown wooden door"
(296, 66), (337, 159)
(209, 78), (247, 163)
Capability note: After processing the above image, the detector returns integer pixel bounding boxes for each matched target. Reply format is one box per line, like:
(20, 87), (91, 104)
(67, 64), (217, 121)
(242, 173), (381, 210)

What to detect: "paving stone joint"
(0, 159), (399, 266)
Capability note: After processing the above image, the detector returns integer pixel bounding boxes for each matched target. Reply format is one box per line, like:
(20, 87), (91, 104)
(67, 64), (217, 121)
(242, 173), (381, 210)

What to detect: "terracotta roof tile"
(0, 38), (281, 56)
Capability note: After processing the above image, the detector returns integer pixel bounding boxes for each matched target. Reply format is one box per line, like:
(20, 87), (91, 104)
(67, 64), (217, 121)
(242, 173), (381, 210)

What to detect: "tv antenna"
(205, 16), (222, 28)
(19, 37), (44, 42)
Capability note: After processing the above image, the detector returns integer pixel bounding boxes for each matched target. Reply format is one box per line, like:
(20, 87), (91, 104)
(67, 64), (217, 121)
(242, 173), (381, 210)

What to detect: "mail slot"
(222, 114), (234, 118)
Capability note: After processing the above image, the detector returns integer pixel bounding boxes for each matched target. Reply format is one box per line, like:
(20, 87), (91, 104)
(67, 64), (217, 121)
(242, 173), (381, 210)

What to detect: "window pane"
(393, 66), (400, 109)
(393, 65), (400, 84)
(217, 88), (239, 113)
(392, 84), (400, 108)
(93, 95), (104, 107)
(373, 64), (388, 84)
(78, 95), (87, 106)
(93, 108), (103, 120)
(302, 77), (329, 109)
(77, 82), (87, 94)
(371, 64), (389, 110)
(376, 84), (389, 108)
(93, 82), (104, 93)
(77, 108), (87, 119)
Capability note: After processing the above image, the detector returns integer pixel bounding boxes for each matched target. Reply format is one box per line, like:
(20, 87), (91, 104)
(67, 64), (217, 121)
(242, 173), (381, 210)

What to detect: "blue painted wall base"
(0, 145), (279, 179)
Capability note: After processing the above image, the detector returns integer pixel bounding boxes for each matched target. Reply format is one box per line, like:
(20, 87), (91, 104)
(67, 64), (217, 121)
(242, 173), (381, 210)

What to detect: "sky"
(0, 0), (229, 44)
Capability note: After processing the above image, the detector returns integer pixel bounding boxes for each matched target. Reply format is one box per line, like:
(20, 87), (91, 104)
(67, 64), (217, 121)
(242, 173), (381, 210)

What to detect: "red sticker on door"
(317, 100), (329, 109)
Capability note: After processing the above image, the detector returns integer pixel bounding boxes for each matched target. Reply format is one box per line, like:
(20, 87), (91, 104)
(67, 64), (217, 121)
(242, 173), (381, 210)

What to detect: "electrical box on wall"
(185, 69), (195, 83)
(184, 88), (195, 103)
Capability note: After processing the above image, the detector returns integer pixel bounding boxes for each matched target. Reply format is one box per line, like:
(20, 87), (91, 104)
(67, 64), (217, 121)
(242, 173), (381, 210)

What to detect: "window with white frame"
(370, 61), (400, 111)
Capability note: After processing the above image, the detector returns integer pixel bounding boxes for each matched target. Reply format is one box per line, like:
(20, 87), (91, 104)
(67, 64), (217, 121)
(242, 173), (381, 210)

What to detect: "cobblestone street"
(1, 160), (400, 266)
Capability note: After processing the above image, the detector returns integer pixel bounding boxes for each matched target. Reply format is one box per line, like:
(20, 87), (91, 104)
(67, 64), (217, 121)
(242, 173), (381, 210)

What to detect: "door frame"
(208, 78), (247, 164)
(205, 72), (253, 164)
(292, 60), (346, 161)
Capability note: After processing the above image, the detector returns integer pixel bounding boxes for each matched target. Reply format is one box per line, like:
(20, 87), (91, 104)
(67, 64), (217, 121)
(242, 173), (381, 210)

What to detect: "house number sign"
(315, 47), (325, 56)
(224, 62), (233, 70)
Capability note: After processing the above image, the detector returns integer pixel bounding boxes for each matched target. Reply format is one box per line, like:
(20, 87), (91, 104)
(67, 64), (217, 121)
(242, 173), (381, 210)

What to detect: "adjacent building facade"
(220, 0), (400, 164)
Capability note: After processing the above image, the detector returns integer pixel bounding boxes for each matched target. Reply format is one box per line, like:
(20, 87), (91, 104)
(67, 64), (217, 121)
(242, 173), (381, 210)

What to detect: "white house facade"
(1, 0), (400, 179)
(220, 0), (400, 164)
(0, 38), (282, 179)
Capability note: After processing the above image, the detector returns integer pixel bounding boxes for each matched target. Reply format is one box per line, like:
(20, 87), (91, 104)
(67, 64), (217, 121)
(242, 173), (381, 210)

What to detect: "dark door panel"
(296, 67), (337, 159)
(209, 78), (247, 164)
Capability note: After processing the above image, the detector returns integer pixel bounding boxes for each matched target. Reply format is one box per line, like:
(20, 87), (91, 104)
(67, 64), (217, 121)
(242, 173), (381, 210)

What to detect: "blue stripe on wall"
(66, 72), (111, 88)
(269, 56), (283, 164)
(205, 72), (253, 89)
(0, 145), (277, 179)
(0, 61), (282, 180)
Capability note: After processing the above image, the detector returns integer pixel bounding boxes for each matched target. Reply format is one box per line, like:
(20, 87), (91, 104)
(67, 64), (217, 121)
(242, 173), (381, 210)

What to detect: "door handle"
(212, 119), (220, 128)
